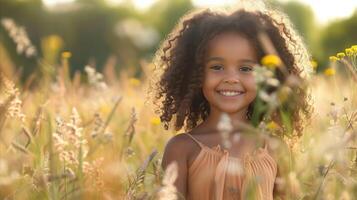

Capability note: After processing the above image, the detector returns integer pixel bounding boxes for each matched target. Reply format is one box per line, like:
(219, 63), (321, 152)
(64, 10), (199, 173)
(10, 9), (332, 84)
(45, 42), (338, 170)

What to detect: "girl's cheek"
(242, 76), (256, 88)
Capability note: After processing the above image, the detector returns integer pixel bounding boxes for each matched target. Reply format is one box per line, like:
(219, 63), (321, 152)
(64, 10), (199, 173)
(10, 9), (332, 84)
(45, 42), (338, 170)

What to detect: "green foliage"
(321, 11), (357, 59)
(1, 0), (356, 80)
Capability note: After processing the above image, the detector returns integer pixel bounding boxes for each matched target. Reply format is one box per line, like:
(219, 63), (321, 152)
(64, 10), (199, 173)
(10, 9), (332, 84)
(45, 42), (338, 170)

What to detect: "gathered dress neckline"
(184, 133), (278, 200)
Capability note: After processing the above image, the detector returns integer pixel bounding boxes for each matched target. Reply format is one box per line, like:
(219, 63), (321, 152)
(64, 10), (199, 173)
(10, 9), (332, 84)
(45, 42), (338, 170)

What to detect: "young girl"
(152, 4), (312, 200)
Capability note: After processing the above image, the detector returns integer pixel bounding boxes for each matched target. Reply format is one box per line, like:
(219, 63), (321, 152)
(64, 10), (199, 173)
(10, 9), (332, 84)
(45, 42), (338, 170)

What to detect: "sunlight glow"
(193, 0), (236, 7)
(42, 0), (356, 23)
(105, 0), (158, 11)
(193, 0), (357, 24)
(42, 0), (75, 7)
(296, 0), (356, 24)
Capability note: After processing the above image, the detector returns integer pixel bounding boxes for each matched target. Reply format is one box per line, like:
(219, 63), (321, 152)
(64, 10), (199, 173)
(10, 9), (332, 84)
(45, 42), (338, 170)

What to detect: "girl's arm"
(161, 134), (189, 198)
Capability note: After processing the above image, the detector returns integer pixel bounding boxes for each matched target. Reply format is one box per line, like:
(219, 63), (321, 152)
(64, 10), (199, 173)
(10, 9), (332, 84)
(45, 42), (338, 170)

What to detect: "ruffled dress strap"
(184, 133), (229, 200)
(185, 133), (204, 148)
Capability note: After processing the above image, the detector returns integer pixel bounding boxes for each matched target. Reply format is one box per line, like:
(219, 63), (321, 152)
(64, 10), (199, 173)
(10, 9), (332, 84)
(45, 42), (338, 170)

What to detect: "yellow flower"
(310, 60), (318, 69)
(261, 54), (282, 70)
(129, 78), (141, 87)
(99, 105), (111, 114)
(44, 35), (63, 51)
(150, 117), (161, 126)
(351, 45), (357, 52)
(324, 68), (336, 76)
(267, 121), (279, 131)
(329, 56), (339, 62)
(345, 48), (353, 56)
(62, 51), (72, 59)
(336, 52), (345, 59)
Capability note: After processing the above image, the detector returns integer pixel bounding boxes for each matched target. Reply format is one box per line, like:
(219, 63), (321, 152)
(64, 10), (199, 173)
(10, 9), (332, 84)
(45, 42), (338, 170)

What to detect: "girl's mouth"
(217, 90), (245, 97)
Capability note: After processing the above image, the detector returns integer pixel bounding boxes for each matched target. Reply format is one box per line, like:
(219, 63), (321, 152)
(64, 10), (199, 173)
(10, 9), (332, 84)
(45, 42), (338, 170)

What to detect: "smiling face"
(202, 31), (258, 119)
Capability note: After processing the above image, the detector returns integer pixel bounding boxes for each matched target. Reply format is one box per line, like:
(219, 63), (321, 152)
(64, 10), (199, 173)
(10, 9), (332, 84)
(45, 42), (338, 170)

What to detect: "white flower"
(1, 18), (37, 58)
(217, 113), (233, 132)
(158, 162), (178, 200)
(266, 78), (280, 87)
(84, 65), (108, 90)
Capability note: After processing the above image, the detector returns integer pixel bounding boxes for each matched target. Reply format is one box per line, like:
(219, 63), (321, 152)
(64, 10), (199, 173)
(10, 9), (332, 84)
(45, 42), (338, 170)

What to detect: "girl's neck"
(195, 108), (249, 134)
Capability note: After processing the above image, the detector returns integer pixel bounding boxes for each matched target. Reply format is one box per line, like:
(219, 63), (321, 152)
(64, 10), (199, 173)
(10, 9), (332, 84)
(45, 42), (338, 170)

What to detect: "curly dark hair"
(150, 6), (313, 137)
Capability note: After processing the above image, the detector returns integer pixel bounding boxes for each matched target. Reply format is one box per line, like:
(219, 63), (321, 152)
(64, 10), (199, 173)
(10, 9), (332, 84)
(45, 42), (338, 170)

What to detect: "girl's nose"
(223, 77), (240, 84)
(223, 70), (241, 84)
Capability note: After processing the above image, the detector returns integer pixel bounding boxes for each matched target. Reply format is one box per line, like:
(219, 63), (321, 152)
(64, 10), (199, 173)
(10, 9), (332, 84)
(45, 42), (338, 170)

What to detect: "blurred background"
(0, 1), (356, 199)
(0, 0), (356, 81)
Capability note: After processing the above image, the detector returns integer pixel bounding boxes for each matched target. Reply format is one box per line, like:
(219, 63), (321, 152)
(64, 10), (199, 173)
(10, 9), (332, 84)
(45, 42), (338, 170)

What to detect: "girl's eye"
(209, 65), (223, 71)
(240, 66), (253, 72)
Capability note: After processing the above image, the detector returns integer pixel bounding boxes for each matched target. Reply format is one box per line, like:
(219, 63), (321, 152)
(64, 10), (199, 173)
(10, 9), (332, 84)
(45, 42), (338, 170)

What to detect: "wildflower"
(61, 51), (72, 59)
(253, 66), (274, 85)
(129, 78), (141, 87)
(266, 78), (280, 87)
(1, 74), (26, 122)
(52, 108), (87, 166)
(259, 91), (274, 103)
(42, 35), (63, 54)
(6, 95), (26, 122)
(351, 45), (357, 52)
(288, 172), (301, 196)
(261, 54), (282, 70)
(66, 108), (84, 148)
(84, 65), (108, 90)
(329, 56), (339, 62)
(345, 48), (353, 56)
(158, 162), (178, 200)
(217, 113), (233, 132)
(150, 117), (161, 126)
(266, 121), (279, 131)
(310, 60), (318, 69)
(336, 52), (346, 59)
(324, 68), (336, 76)
(217, 113), (233, 148)
(1, 18), (37, 58)
(53, 133), (68, 152)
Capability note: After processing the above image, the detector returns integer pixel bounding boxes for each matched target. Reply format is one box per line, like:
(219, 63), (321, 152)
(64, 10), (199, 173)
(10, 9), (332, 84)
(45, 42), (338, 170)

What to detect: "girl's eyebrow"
(205, 57), (257, 64)
(205, 57), (224, 62)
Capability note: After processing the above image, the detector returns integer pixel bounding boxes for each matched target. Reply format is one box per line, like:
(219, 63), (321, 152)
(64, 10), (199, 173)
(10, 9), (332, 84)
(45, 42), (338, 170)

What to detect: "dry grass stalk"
(340, 58), (357, 83)
(157, 161), (179, 200)
(120, 107), (138, 159)
(125, 149), (157, 200)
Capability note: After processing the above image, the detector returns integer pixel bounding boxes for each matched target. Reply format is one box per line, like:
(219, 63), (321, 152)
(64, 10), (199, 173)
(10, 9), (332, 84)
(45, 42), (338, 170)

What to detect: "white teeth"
(218, 91), (243, 96)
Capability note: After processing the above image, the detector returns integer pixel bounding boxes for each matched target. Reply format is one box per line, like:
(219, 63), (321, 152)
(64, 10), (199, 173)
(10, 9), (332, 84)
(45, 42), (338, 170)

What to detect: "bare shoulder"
(161, 133), (197, 169)
(164, 133), (197, 153)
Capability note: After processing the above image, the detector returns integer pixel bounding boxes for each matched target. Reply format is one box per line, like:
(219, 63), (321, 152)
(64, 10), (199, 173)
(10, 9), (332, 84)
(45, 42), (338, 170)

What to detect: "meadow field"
(0, 17), (357, 200)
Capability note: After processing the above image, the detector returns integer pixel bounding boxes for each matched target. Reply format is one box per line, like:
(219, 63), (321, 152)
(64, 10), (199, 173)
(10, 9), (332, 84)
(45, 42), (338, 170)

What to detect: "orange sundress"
(185, 133), (277, 200)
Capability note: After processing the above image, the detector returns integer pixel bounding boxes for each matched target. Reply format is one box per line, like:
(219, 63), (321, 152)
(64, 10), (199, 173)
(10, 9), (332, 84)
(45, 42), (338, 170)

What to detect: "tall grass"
(0, 18), (356, 199)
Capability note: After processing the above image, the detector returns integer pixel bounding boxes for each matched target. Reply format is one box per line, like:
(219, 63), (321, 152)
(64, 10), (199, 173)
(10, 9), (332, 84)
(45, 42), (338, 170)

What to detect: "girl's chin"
(216, 106), (247, 114)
